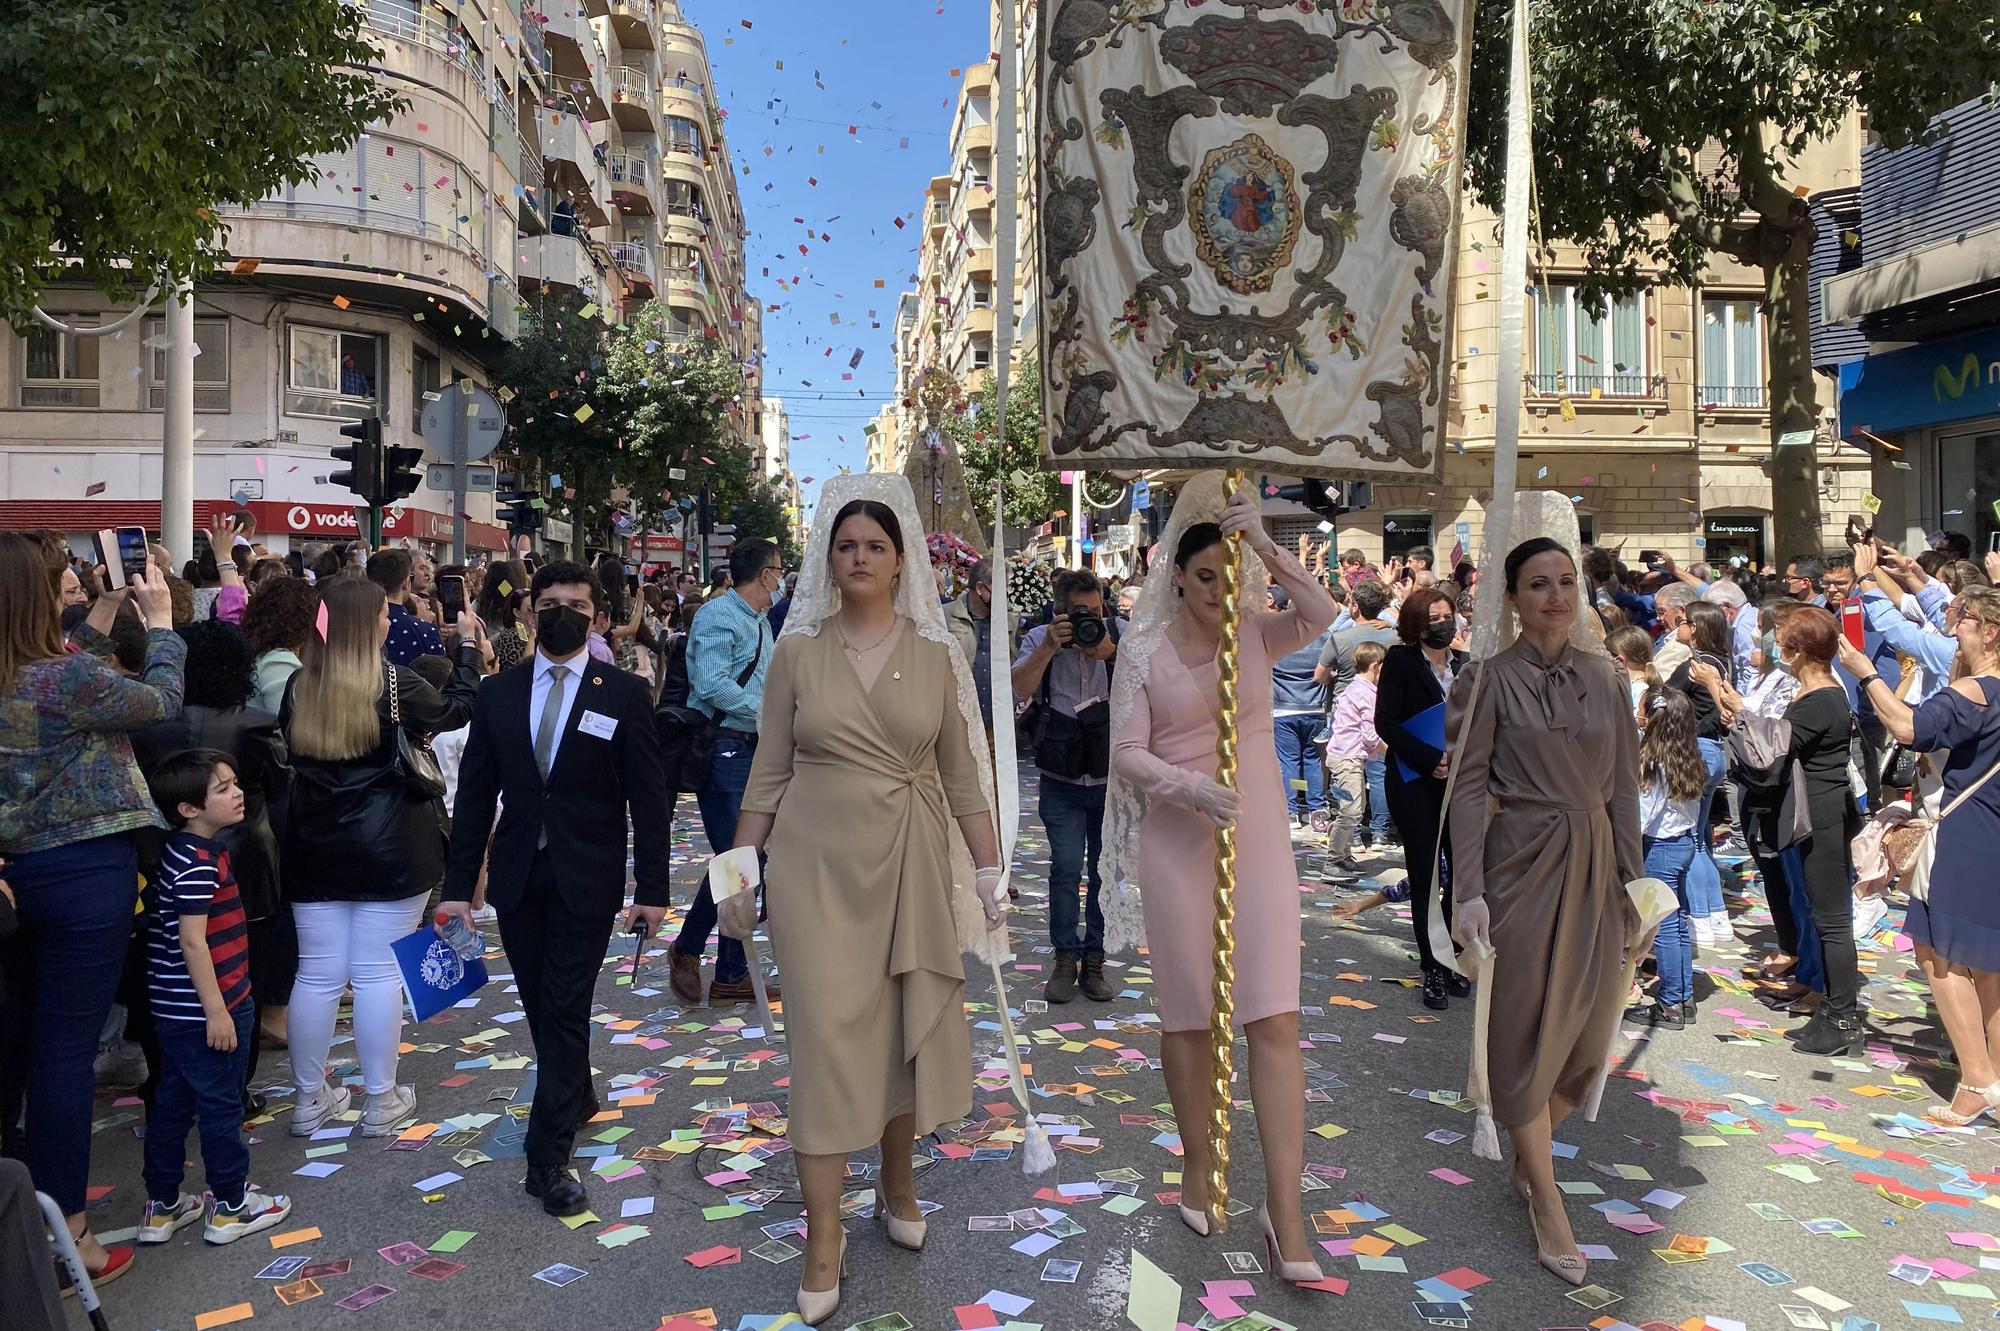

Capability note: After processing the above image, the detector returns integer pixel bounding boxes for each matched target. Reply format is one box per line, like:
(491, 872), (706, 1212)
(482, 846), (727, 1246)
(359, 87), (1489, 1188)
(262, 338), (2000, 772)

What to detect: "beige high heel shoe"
(872, 1182), (927, 1251)
(1178, 1202), (1211, 1236)
(795, 1234), (848, 1326)
(1926, 1081), (2000, 1126)
(1257, 1204), (1325, 1284)
(1528, 1197), (1587, 1287)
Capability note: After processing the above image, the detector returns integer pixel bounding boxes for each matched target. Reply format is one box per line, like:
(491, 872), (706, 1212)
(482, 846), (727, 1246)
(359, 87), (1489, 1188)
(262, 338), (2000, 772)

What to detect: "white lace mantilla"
(783, 473), (1006, 966)
(1100, 473), (1268, 956)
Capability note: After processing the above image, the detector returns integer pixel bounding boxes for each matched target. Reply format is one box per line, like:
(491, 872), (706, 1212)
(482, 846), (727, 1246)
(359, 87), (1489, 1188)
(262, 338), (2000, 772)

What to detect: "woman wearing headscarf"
(1100, 474), (1337, 1282)
(718, 474), (1005, 1325)
(1448, 518), (1642, 1289)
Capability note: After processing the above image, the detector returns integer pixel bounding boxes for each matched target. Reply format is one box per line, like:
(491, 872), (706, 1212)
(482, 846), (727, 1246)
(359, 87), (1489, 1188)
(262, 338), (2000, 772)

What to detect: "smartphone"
(1989, 532), (2000, 553)
(523, 552), (540, 574)
(93, 526), (149, 589)
(1841, 599), (1866, 652)
(1637, 548), (1666, 570)
(438, 573), (466, 620)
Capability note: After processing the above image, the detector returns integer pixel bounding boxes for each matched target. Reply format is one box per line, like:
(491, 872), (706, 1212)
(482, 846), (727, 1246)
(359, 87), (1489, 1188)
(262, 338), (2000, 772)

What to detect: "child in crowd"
(1624, 689), (1707, 1029)
(1605, 625), (1660, 715)
(1329, 876), (1411, 921)
(138, 748), (294, 1246)
(1324, 641), (1389, 874)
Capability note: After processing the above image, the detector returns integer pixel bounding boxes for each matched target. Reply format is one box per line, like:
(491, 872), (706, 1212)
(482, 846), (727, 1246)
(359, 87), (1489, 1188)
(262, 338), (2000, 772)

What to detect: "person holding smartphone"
(0, 530), (184, 1289)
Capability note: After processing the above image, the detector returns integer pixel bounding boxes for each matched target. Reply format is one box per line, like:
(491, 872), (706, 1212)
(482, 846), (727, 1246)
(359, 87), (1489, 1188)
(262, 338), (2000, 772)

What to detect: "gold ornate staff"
(1207, 465), (1246, 1232)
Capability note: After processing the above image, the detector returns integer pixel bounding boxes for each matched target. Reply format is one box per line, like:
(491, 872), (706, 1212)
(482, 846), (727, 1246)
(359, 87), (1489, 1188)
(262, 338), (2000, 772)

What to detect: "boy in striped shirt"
(138, 749), (293, 1246)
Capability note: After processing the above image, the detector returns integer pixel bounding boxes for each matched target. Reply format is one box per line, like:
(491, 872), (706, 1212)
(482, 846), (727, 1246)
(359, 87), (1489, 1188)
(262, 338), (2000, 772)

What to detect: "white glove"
(1192, 777), (1241, 829)
(975, 867), (1008, 928)
(1452, 897), (1492, 953)
(717, 892), (757, 940)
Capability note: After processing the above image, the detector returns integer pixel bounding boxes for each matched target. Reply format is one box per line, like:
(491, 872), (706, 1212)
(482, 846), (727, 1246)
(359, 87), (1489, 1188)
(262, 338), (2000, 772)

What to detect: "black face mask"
(537, 604), (590, 657)
(1422, 621), (1456, 650)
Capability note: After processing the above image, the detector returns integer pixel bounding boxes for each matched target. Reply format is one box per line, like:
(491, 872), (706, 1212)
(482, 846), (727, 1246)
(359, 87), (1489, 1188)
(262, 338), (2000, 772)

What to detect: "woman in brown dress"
(1449, 536), (1642, 1286)
(723, 476), (1006, 1326)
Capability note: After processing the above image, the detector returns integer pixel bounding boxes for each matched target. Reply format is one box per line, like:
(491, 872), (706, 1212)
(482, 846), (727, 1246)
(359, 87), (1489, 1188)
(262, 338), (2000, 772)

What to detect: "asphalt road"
(72, 764), (1973, 1331)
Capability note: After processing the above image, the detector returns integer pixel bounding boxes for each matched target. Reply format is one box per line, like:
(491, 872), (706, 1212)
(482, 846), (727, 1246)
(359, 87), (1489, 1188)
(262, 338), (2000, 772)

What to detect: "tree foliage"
(725, 478), (801, 567)
(1463, 0), (2000, 555)
(0, 1), (400, 329)
(500, 295), (762, 551)
(944, 358), (1065, 532)
(497, 290), (621, 544)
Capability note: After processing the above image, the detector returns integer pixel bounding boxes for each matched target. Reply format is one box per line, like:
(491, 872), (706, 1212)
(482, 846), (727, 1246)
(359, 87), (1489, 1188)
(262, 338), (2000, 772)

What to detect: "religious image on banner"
(1038, 0), (1474, 477)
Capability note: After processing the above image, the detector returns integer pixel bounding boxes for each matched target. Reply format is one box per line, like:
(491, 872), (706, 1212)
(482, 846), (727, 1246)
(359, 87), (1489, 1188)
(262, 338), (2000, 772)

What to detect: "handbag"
(1905, 750), (2000, 903)
(387, 665), (448, 803)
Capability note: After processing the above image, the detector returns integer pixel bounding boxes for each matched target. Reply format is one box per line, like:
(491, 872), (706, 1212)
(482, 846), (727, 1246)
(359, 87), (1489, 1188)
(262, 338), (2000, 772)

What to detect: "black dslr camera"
(1067, 606), (1107, 648)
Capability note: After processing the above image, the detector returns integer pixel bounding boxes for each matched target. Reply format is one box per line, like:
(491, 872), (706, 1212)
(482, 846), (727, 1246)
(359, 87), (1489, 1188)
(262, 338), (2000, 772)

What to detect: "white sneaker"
(290, 1079), (352, 1137)
(203, 1188), (293, 1245)
(470, 905), (498, 923)
(360, 1085), (417, 1137)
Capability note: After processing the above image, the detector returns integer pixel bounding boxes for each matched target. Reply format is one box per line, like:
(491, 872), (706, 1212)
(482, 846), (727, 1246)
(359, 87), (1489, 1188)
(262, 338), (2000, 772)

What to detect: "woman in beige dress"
(1449, 535), (1642, 1286)
(723, 475), (1006, 1326)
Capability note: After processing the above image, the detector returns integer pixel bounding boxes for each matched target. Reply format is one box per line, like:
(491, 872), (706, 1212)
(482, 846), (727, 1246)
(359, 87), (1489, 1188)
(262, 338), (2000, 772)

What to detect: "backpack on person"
(1726, 710), (1811, 852)
(655, 631), (761, 798)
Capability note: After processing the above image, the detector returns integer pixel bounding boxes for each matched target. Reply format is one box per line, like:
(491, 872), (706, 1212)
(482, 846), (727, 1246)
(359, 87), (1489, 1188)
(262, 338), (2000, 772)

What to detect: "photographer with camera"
(1013, 569), (1120, 1003)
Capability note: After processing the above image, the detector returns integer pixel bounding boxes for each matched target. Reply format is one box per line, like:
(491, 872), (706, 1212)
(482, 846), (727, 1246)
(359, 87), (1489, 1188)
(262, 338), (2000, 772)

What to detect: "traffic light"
(1273, 479), (1372, 522)
(380, 441), (425, 505)
(496, 473), (543, 534)
(332, 418), (383, 506)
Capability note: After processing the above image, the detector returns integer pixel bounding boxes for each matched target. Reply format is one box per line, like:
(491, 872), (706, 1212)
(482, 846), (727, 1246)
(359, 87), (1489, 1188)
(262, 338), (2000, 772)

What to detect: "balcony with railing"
(520, 10), (549, 77)
(609, 241), (656, 294)
(609, 151), (655, 215)
(1698, 384), (1769, 410)
(522, 232), (603, 296)
(612, 65), (657, 134)
(539, 7), (611, 115)
(1528, 371), (1668, 400)
(610, 0), (657, 47)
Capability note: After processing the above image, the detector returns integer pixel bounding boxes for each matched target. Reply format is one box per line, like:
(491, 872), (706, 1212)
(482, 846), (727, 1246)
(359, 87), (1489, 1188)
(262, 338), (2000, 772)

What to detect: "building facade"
(1816, 95), (2000, 560)
(883, 0), (1039, 473)
(0, 0), (757, 558)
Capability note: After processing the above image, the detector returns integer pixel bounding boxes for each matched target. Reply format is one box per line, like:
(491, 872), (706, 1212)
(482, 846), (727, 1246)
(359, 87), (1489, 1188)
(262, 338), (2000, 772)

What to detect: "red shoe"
(61, 1239), (134, 1296)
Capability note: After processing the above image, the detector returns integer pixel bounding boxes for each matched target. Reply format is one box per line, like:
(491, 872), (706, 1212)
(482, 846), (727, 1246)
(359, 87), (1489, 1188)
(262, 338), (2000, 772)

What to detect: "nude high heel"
(1926, 1081), (2000, 1126)
(873, 1182), (927, 1251)
(1258, 1204), (1325, 1284)
(1178, 1202), (1211, 1237)
(795, 1234), (847, 1326)
(1528, 1198), (1587, 1287)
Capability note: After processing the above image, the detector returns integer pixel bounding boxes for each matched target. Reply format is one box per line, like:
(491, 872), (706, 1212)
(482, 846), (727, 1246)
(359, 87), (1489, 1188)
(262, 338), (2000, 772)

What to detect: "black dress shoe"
(1444, 970), (1472, 999)
(575, 1092), (602, 1130)
(524, 1166), (590, 1217)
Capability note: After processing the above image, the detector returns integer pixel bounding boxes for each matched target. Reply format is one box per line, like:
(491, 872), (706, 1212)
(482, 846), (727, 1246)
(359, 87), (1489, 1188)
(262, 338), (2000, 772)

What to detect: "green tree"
(944, 359), (1064, 532)
(0, 1), (400, 329)
(598, 303), (755, 534)
(497, 291), (621, 552)
(726, 478), (802, 567)
(1464, 2), (2000, 558)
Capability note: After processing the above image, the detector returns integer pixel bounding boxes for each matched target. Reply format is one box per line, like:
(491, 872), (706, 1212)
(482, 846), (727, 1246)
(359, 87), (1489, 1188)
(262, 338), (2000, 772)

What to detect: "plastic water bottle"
(436, 911), (481, 961)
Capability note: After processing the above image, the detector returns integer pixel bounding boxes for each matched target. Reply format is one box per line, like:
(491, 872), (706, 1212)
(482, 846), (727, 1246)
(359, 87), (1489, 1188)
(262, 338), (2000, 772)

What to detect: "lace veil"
(781, 472), (1006, 966)
(1464, 489), (1607, 662)
(1099, 472), (1268, 956)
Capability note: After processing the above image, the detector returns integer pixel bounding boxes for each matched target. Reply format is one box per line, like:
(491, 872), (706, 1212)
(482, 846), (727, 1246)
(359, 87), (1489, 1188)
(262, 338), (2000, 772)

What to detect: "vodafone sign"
(245, 501), (482, 547)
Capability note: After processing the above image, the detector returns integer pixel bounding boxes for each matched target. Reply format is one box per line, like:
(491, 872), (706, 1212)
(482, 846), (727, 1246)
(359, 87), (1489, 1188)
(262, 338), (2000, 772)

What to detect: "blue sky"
(685, 0), (988, 517)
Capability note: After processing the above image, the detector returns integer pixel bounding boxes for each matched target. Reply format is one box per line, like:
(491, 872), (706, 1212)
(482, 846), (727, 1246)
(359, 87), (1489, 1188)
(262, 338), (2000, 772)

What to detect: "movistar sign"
(1840, 325), (2000, 439)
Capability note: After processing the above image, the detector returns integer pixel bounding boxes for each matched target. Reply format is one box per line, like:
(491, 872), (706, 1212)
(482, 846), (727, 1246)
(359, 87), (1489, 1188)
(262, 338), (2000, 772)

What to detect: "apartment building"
(0, 0), (758, 557)
(884, 0), (1039, 473)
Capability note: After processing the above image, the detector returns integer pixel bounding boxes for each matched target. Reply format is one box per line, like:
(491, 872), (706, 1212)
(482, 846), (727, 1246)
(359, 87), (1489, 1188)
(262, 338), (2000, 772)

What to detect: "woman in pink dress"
(1102, 477), (1336, 1282)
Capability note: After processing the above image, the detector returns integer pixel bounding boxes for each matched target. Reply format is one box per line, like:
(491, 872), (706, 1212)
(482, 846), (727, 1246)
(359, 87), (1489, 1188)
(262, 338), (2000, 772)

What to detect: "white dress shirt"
(530, 650), (586, 771)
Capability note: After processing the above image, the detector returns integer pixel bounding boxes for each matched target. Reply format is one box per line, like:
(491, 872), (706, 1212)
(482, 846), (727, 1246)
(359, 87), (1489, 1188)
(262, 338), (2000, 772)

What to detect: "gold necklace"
(838, 616), (896, 656)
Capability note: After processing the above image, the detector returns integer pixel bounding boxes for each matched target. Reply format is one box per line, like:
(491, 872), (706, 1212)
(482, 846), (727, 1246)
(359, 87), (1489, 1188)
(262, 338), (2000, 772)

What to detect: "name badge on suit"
(577, 709), (618, 740)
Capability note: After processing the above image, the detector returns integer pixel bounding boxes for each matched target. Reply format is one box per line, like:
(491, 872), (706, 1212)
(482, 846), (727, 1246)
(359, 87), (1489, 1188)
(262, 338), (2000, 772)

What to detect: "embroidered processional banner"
(1038, 0), (1473, 478)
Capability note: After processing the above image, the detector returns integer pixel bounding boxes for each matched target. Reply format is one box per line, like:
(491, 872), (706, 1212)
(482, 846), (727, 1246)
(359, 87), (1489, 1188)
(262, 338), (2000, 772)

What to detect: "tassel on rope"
(1206, 467), (1245, 1232)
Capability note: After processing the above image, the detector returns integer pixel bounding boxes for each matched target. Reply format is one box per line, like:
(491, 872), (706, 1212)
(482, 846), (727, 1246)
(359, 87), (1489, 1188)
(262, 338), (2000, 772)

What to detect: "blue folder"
(1392, 701), (1448, 783)
(391, 924), (489, 1023)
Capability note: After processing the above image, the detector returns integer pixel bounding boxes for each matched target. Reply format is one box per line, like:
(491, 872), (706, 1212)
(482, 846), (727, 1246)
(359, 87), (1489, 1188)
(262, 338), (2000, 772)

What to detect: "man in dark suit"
(440, 561), (671, 1216)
